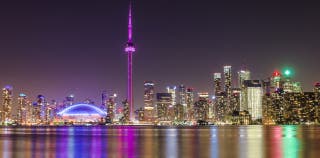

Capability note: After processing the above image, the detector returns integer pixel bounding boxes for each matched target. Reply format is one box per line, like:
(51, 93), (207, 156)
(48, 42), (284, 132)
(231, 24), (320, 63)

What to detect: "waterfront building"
(34, 95), (48, 124)
(136, 107), (144, 121)
(243, 80), (263, 121)
(156, 93), (172, 121)
(238, 70), (250, 88)
(56, 103), (107, 124)
(144, 81), (155, 107)
(167, 86), (176, 107)
(121, 99), (130, 123)
(106, 98), (115, 123)
(270, 71), (282, 92)
(231, 88), (241, 111)
(17, 93), (28, 125)
(1, 86), (13, 125)
(214, 93), (227, 123)
(174, 104), (184, 122)
(224, 66), (232, 98)
(142, 81), (155, 122)
(186, 88), (194, 120)
(178, 84), (187, 106)
(213, 73), (222, 96)
(239, 70), (250, 112)
(194, 96), (209, 121)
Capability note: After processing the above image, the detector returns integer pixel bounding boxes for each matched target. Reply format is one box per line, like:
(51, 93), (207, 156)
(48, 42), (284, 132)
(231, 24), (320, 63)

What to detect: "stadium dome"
(57, 104), (107, 117)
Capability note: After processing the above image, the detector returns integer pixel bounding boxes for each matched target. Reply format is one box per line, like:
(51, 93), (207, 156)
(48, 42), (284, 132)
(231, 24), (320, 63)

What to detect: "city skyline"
(1, 1), (320, 106)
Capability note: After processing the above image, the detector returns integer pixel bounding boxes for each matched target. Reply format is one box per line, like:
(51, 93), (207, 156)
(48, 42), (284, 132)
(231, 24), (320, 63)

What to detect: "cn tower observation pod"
(56, 104), (107, 124)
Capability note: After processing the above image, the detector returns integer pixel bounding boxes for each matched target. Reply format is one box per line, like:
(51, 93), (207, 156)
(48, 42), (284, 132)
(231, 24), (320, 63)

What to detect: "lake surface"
(0, 125), (319, 158)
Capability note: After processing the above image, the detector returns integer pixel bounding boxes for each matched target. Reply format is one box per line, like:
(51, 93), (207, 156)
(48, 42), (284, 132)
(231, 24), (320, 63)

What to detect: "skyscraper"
(186, 88), (194, 120)
(144, 81), (155, 122)
(17, 93), (28, 125)
(156, 93), (172, 121)
(178, 84), (187, 106)
(224, 66), (232, 98)
(271, 70), (282, 92)
(1, 86), (12, 124)
(213, 73), (222, 96)
(238, 70), (250, 88)
(106, 98), (115, 123)
(144, 81), (155, 107)
(33, 95), (46, 124)
(243, 80), (263, 121)
(121, 99), (130, 123)
(238, 70), (250, 112)
(124, 0), (136, 120)
(167, 86), (177, 106)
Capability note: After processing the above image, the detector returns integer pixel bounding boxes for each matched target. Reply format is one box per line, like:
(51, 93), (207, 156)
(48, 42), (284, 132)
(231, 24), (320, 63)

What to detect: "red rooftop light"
(272, 70), (281, 77)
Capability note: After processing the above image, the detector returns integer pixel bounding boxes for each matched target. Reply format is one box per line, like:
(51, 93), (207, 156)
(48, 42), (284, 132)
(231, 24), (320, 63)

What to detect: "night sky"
(0, 1), (320, 107)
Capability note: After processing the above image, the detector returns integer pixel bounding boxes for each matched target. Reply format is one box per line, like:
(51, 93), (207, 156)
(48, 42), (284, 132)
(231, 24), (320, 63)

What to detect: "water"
(0, 126), (319, 158)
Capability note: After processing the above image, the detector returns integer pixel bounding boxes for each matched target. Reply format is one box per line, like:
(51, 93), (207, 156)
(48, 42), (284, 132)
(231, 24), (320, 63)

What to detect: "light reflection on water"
(0, 126), (319, 158)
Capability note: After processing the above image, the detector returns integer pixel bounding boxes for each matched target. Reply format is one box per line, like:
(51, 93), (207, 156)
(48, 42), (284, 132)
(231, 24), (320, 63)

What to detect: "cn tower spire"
(125, 0), (135, 122)
(128, 0), (132, 41)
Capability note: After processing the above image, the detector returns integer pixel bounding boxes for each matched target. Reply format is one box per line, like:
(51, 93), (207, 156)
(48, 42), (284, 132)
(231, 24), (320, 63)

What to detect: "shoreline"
(0, 124), (317, 129)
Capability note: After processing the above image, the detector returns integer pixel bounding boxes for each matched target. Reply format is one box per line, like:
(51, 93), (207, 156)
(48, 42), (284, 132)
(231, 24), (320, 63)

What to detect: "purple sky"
(0, 1), (320, 107)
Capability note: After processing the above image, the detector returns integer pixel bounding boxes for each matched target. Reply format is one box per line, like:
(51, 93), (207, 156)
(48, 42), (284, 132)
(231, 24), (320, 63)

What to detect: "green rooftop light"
(282, 67), (294, 78)
(284, 70), (291, 76)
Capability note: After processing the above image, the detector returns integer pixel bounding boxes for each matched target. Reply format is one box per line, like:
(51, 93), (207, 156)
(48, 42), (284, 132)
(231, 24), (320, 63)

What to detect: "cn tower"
(125, 0), (135, 120)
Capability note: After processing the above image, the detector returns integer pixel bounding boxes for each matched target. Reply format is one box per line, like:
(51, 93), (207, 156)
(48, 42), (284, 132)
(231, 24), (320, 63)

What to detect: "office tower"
(39, 95), (48, 124)
(121, 99), (130, 123)
(144, 81), (155, 107)
(174, 104), (184, 122)
(243, 80), (263, 121)
(166, 86), (176, 106)
(178, 85), (187, 106)
(17, 93), (28, 125)
(224, 66), (232, 98)
(271, 70), (282, 92)
(231, 88), (241, 111)
(156, 93), (172, 121)
(194, 94), (209, 121)
(124, 0), (136, 120)
(186, 88), (194, 106)
(213, 73), (222, 96)
(47, 100), (57, 124)
(32, 95), (46, 124)
(214, 93), (227, 123)
(198, 92), (211, 120)
(238, 70), (250, 88)
(1, 86), (12, 125)
(137, 107), (145, 121)
(186, 88), (194, 120)
(144, 81), (155, 122)
(106, 98), (115, 123)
